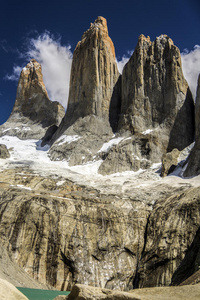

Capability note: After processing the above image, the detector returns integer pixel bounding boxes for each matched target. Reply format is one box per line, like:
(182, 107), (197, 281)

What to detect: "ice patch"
(70, 160), (103, 175)
(56, 180), (65, 186)
(2, 128), (11, 133)
(142, 129), (153, 135)
(98, 137), (124, 153)
(57, 135), (81, 146)
(10, 184), (32, 190)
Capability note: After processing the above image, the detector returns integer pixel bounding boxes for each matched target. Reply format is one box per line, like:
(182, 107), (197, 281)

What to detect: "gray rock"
(51, 17), (120, 144)
(0, 144), (10, 159)
(118, 34), (194, 154)
(49, 115), (113, 165)
(161, 148), (180, 177)
(184, 74), (200, 177)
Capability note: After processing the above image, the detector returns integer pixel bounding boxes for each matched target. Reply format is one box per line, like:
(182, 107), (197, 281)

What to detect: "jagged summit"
(80, 16), (116, 57)
(0, 59), (65, 139)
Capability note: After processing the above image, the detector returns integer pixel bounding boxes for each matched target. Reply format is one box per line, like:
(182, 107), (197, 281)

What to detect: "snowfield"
(0, 135), (199, 194)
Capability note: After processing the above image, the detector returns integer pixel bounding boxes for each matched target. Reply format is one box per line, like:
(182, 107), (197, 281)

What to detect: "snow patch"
(56, 135), (81, 146)
(98, 137), (124, 153)
(56, 180), (65, 186)
(2, 128), (11, 133)
(142, 129), (153, 135)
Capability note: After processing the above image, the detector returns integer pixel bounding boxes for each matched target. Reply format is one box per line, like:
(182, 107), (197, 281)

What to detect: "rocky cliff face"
(184, 74), (200, 177)
(118, 34), (194, 152)
(0, 162), (200, 291)
(0, 59), (65, 139)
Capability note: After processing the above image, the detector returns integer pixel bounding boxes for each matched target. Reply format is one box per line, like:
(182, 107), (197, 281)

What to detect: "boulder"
(65, 283), (200, 300)
(161, 148), (180, 177)
(66, 284), (139, 300)
(0, 144), (10, 159)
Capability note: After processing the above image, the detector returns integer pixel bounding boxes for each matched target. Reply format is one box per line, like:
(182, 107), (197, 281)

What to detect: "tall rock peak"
(0, 59), (65, 139)
(118, 34), (194, 154)
(51, 16), (120, 141)
(15, 59), (49, 111)
(80, 16), (115, 57)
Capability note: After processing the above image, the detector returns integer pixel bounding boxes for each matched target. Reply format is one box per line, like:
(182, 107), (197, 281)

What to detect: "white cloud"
(181, 45), (200, 100)
(116, 50), (133, 74)
(5, 32), (73, 109)
(5, 65), (21, 81)
(26, 32), (72, 108)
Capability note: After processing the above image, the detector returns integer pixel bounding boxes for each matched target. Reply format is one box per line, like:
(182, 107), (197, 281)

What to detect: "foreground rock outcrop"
(0, 278), (28, 300)
(0, 59), (65, 139)
(61, 283), (200, 300)
(184, 74), (200, 177)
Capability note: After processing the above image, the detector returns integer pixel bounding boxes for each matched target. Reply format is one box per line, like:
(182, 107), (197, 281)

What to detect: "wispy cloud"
(181, 45), (200, 100)
(5, 32), (73, 109)
(5, 66), (21, 81)
(116, 50), (133, 74)
(0, 40), (8, 52)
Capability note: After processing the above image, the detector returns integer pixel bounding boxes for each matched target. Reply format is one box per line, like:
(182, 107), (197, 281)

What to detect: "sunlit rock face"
(118, 34), (195, 152)
(0, 59), (65, 139)
(184, 74), (200, 177)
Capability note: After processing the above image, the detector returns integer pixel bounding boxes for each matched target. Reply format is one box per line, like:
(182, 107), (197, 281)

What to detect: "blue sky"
(0, 0), (200, 125)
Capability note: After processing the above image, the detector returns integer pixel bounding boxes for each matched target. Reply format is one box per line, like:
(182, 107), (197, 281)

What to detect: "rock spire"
(0, 59), (65, 139)
(51, 16), (120, 142)
(118, 34), (195, 152)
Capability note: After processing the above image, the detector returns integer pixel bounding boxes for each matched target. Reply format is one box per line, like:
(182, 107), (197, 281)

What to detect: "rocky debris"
(0, 59), (65, 140)
(118, 34), (194, 154)
(61, 283), (200, 300)
(0, 278), (28, 300)
(50, 16), (120, 144)
(184, 74), (200, 177)
(161, 148), (180, 177)
(0, 144), (10, 159)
